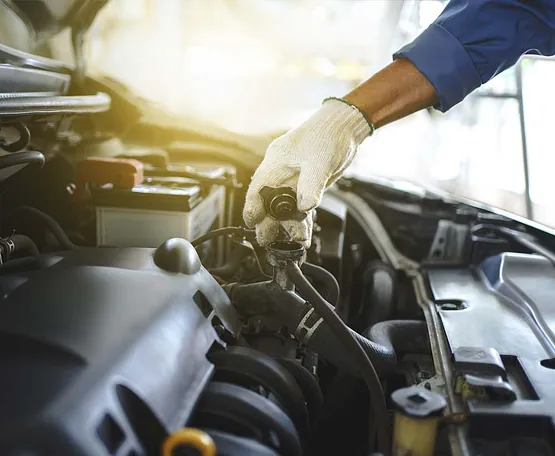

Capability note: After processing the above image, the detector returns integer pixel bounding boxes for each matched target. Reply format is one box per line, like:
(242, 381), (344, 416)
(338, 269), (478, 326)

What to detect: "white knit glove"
(243, 98), (373, 247)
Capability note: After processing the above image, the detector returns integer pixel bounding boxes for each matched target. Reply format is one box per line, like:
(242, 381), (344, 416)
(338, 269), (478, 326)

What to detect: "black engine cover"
(0, 247), (234, 455)
(427, 253), (555, 454)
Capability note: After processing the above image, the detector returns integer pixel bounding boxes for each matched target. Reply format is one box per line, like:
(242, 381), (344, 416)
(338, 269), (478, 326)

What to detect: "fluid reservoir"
(391, 386), (446, 456)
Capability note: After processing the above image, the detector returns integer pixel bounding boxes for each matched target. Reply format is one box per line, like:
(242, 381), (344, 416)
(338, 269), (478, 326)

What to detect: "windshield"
(40, 0), (555, 229)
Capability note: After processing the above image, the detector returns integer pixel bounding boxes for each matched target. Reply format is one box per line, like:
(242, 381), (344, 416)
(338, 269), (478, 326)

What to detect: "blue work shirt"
(394, 0), (555, 112)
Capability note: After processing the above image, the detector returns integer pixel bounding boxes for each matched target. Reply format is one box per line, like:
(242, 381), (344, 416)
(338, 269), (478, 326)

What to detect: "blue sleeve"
(393, 0), (555, 112)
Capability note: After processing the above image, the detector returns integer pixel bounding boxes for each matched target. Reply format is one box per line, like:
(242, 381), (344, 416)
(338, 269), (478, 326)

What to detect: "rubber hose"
(192, 227), (243, 247)
(7, 206), (76, 251)
(11, 234), (39, 257)
(364, 320), (430, 359)
(275, 357), (324, 430)
(305, 325), (389, 377)
(208, 249), (246, 278)
(0, 150), (44, 170)
(227, 280), (409, 378)
(286, 263), (390, 456)
(361, 261), (397, 326)
(301, 262), (340, 306)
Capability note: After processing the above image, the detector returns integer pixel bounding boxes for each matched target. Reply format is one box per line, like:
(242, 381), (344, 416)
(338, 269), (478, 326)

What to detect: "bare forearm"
(344, 59), (438, 129)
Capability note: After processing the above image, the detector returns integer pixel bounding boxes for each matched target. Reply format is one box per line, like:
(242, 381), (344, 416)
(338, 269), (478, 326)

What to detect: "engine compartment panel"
(0, 248), (228, 455)
(427, 254), (555, 453)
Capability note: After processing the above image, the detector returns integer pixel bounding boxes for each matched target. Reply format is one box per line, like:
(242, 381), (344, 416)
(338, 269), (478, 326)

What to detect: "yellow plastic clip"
(162, 428), (216, 456)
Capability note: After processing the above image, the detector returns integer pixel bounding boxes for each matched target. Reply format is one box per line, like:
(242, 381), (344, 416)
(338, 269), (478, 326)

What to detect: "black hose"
(307, 324), (393, 378)
(191, 227), (253, 248)
(7, 206), (76, 251)
(360, 261), (397, 327)
(227, 281), (427, 379)
(364, 320), (430, 360)
(301, 262), (340, 306)
(285, 262), (390, 456)
(275, 357), (324, 431)
(10, 234), (39, 257)
(208, 245), (251, 278)
(300, 318), (429, 379)
(0, 151), (44, 170)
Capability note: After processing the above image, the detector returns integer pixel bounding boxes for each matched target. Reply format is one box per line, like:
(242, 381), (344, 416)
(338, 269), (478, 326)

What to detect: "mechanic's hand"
(243, 98), (372, 247)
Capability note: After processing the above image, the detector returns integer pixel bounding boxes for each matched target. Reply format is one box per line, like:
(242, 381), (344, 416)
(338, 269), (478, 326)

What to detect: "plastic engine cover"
(0, 247), (231, 455)
(427, 253), (555, 452)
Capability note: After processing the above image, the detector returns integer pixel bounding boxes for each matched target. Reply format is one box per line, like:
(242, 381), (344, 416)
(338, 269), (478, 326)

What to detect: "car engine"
(1, 3), (555, 455)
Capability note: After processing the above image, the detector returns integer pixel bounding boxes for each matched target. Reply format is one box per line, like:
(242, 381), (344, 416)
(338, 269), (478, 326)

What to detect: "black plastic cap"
(153, 238), (201, 275)
(391, 386), (447, 418)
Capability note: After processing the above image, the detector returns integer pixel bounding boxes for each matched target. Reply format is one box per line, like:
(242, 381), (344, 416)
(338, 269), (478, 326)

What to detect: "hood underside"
(2, 0), (108, 51)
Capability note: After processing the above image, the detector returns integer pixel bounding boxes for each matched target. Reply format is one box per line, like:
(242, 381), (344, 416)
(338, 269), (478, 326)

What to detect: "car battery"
(93, 175), (225, 249)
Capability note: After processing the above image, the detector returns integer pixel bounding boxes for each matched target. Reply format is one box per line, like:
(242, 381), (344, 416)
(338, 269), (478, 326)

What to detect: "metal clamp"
(0, 236), (15, 265)
(295, 307), (324, 344)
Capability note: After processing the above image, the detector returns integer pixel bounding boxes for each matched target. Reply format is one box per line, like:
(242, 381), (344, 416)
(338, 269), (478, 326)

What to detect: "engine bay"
(1, 10), (555, 455)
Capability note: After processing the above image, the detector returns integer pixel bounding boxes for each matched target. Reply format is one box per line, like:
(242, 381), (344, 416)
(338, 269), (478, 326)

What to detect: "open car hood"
(8, 0), (109, 45)
(0, 0), (109, 55)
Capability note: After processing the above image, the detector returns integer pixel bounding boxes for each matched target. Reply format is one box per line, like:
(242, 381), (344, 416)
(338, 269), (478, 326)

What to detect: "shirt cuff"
(393, 23), (483, 112)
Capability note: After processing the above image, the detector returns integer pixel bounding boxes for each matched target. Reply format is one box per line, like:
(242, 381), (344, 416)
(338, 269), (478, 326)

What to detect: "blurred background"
(46, 0), (555, 228)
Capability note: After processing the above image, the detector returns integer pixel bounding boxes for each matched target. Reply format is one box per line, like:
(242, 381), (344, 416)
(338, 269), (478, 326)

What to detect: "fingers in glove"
(281, 217), (313, 248)
(244, 167), (298, 228)
(296, 165), (331, 212)
(244, 188), (266, 228)
(254, 216), (313, 248)
(255, 216), (281, 246)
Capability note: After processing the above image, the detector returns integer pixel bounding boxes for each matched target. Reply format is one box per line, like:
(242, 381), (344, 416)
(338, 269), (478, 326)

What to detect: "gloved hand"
(243, 98), (373, 247)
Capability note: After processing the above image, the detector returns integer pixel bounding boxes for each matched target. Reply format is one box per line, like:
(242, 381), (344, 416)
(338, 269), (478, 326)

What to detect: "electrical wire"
(286, 262), (390, 456)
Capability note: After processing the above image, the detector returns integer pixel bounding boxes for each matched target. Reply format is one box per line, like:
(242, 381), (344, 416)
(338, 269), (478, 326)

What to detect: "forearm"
(343, 59), (437, 129)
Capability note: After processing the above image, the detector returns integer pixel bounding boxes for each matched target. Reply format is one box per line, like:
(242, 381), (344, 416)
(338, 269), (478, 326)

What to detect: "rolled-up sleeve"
(394, 0), (555, 112)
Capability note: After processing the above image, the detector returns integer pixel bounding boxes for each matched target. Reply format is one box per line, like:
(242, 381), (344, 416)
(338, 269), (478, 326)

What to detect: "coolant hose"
(364, 320), (430, 361)
(207, 251), (245, 278)
(285, 262), (390, 455)
(307, 323), (396, 378)
(10, 234), (40, 257)
(301, 262), (340, 306)
(7, 206), (76, 251)
(227, 281), (428, 379)
(296, 316), (428, 378)
(360, 261), (397, 327)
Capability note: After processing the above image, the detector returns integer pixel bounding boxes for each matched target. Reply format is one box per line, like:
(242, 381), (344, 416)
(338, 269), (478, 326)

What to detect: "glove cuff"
(320, 97), (374, 145)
